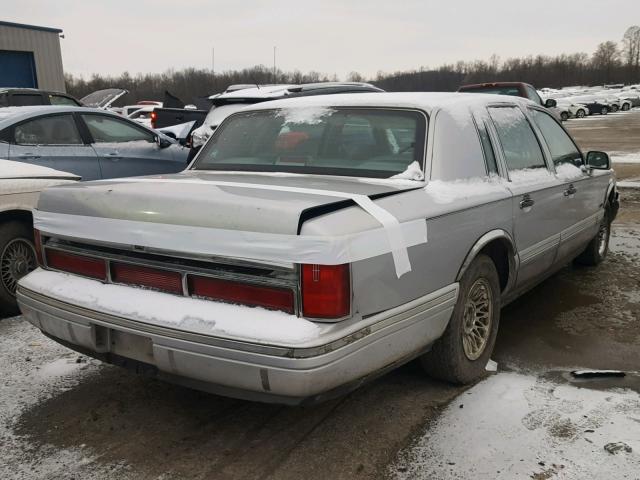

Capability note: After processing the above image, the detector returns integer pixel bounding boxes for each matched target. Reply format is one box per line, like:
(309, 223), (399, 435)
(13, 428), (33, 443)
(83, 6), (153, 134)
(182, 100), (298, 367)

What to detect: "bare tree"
(622, 25), (640, 81)
(592, 41), (620, 83)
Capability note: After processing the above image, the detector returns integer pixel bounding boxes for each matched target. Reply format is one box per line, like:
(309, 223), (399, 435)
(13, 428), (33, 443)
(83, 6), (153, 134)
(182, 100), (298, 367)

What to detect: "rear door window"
(529, 109), (583, 168)
(14, 114), (83, 145)
(81, 114), (154, 143)
(11, 93), (45, 106)
(488, 106), (546, 172)
(49, 94), (80, 106)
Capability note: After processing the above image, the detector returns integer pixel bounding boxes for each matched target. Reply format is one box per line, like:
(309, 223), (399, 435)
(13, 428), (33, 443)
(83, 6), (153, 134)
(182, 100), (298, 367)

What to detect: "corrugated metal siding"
(0, 24), (65, 91)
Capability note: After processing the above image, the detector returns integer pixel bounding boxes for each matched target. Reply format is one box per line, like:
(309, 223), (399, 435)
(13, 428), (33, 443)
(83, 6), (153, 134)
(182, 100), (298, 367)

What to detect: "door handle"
(18, 153), (41, 159)
(104, 152), (122, 160)
(519, 195), (535, 210)
(564, 184), (577, 196)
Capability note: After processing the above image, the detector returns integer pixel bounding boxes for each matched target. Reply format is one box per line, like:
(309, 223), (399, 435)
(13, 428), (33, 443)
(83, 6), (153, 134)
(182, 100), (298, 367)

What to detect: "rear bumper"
(17, 284), (457, 404)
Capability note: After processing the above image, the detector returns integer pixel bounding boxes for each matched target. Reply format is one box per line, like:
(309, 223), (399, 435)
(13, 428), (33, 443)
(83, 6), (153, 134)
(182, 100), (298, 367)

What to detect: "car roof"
(0, 88), (71, 96)
(240, 91), (535, 116)
(211, 82), (382, 101)
(0, 105), (118, 129)
(459, 82), (533, 89)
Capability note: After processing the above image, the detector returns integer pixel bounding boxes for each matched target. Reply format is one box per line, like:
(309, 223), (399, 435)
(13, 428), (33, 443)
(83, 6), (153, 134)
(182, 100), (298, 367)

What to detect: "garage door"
(0, 50), (38, 88)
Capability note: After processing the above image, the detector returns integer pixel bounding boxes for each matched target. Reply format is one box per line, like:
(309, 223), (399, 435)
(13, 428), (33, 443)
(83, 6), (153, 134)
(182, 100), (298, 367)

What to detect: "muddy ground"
(1, 111), (639, 480)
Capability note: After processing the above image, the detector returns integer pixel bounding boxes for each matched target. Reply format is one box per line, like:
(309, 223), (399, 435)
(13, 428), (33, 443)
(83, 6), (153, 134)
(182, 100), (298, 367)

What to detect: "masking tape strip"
(103, 177), (415, 276)
(34, 210), (427, 273)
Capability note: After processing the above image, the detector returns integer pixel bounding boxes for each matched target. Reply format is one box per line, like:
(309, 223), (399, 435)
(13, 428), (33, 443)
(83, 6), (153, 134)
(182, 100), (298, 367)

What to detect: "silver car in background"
(17, 93), (617, 404)
(0, 106), (189, 180)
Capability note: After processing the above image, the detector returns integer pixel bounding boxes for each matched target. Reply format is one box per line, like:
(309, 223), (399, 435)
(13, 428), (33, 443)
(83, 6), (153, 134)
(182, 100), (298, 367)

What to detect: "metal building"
(0, 20), (65, 91)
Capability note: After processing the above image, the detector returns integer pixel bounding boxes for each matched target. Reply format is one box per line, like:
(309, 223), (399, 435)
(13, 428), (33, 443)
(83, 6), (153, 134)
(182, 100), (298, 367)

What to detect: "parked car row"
(540, 85), (640, 118)
(11, 91), (619, 405)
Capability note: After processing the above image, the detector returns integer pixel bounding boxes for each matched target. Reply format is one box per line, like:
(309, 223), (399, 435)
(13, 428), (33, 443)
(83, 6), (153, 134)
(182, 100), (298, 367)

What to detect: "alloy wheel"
(461, 278), (493, 361)
(0, 238), (36, 296)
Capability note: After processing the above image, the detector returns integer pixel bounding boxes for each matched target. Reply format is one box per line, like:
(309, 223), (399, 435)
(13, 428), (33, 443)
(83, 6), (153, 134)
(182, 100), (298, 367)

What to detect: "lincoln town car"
(16, 93), (618, 404)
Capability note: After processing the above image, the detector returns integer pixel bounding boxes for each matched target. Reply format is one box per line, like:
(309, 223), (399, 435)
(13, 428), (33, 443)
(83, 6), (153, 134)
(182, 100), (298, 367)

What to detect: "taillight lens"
(111, 262), (183, 295)
(188, 275), (294, 314)
(33, 228), (44, 266)
(301, 264), (350, 319)
(150, 111), (157, 129)
(46, 250), (107, 280)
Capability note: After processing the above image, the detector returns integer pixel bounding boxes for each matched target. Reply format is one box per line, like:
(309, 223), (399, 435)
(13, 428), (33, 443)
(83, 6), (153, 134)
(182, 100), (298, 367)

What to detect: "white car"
(556, 99), (590, 119)
(0, 160), (78, 312)
(127, 106), (156, 128)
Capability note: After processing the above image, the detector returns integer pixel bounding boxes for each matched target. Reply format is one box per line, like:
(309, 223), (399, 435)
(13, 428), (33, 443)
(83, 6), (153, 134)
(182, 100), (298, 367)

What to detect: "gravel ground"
(1, 111), (640, 480)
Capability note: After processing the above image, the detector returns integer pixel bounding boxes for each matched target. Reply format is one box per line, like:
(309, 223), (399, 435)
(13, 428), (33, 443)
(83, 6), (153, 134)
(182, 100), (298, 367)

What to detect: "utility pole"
(212, 47), (215, 76)
(273, 46), (276, 83)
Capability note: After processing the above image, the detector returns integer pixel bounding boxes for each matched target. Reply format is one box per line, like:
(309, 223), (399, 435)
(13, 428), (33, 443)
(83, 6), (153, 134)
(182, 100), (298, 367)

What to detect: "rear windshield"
(193, 107), (426, 178)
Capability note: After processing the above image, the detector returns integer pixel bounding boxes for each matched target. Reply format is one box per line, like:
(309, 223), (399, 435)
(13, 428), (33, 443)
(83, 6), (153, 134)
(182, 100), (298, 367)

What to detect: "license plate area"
(109, 329), (154, 364)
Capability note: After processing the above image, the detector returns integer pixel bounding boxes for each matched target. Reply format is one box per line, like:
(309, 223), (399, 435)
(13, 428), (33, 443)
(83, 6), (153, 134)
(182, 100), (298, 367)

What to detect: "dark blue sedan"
(0, 106), (189, 180)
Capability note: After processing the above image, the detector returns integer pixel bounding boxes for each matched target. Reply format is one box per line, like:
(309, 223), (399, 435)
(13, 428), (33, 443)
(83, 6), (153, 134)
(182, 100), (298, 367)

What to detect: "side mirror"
(545, 98), (557, 108)
(155, 134), (172, 149)
(585, 151), (610, 170)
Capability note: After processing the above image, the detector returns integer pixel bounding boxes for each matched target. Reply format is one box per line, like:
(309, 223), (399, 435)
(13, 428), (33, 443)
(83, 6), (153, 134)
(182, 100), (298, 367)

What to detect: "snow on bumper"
(17, 269), (457, 403)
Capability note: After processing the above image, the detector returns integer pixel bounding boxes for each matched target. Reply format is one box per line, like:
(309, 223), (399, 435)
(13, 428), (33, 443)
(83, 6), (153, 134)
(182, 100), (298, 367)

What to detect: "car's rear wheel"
(560, 111), (569, 121)
(622, 103), (631, 111)
(611, 104), (619, 113)
(601, 106), (609, 115)
(576, 109), (586, 118)
(574, 211), (611, 266)
(420, 254), (501, 384)
(0, 222), (37, 314)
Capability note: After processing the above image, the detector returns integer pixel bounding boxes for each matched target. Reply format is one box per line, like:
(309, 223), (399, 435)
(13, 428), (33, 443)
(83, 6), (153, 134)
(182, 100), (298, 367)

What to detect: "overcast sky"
(5, 0), (640, 79)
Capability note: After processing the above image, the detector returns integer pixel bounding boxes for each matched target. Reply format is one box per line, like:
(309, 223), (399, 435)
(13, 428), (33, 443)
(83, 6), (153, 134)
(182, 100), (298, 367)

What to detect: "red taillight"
(150, 111), (157, 129)
(111, 262), (183, 295)
(46, 250), (107, 280)
(301, 264), (350, 319)
(188, 275), (294, 314)
(33, 229), (44, 266)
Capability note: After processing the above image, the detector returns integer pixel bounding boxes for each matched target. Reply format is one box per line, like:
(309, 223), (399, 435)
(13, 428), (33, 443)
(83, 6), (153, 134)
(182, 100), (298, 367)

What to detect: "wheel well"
(0, 209), (33, 228)
(480, 239), (510, 292)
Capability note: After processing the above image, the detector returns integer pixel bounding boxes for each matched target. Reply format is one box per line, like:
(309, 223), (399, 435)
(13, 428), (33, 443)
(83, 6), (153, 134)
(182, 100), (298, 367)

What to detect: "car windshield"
(193, 107), (426, 178)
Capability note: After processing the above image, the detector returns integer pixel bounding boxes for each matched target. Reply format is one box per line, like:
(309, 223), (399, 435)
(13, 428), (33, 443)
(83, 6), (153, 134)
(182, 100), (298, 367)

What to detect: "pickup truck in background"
(150, 106), (208, 130)
(458, 82), (558, 109)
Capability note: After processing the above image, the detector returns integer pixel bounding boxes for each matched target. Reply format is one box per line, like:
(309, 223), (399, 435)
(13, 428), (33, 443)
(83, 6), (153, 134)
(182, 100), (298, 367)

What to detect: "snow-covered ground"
(610, 151), (640, 164)
(0, 317), (132, 480)
(392, 372), (640, 479)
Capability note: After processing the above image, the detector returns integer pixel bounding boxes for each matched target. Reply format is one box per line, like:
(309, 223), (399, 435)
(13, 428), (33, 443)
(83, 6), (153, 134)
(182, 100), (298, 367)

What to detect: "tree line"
(65, 26), (640, 105)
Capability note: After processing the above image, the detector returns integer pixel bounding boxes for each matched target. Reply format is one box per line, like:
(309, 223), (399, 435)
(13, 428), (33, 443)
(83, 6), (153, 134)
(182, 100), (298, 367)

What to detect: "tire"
(560, 111), (569, 121)
(0, 221), (37, 314)
(576, 109), (586, 118)
(574, 211), (610, 266)
(420, 254), (501, 384)
(611, 104), (619, 113)
(601, 106), (609, 115)
(622, 103), (631, 111)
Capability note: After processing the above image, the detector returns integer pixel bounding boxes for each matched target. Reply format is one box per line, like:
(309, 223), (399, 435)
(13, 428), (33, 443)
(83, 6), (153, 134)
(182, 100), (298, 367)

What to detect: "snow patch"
(20, 269), (321, 345)
(391, 161), (424, 181)
(276, 106), (335, 125)
(610, 152), (640, 164)
(0, 159), (76, 179)
(424, 175), (508, 204)
(509, 167), (556, 186)
(555, 163), (585, 181)
(392, 372), (640, 480)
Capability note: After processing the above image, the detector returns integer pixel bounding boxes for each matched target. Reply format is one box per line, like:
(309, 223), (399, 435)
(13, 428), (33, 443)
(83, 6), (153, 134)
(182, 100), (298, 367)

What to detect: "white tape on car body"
(34, 211), (428, 275)
(90, 177), (422, 276)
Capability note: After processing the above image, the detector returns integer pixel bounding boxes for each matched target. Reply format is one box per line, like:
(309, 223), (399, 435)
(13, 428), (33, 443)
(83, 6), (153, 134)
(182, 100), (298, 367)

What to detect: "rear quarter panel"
(301, 188), (513, 317)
